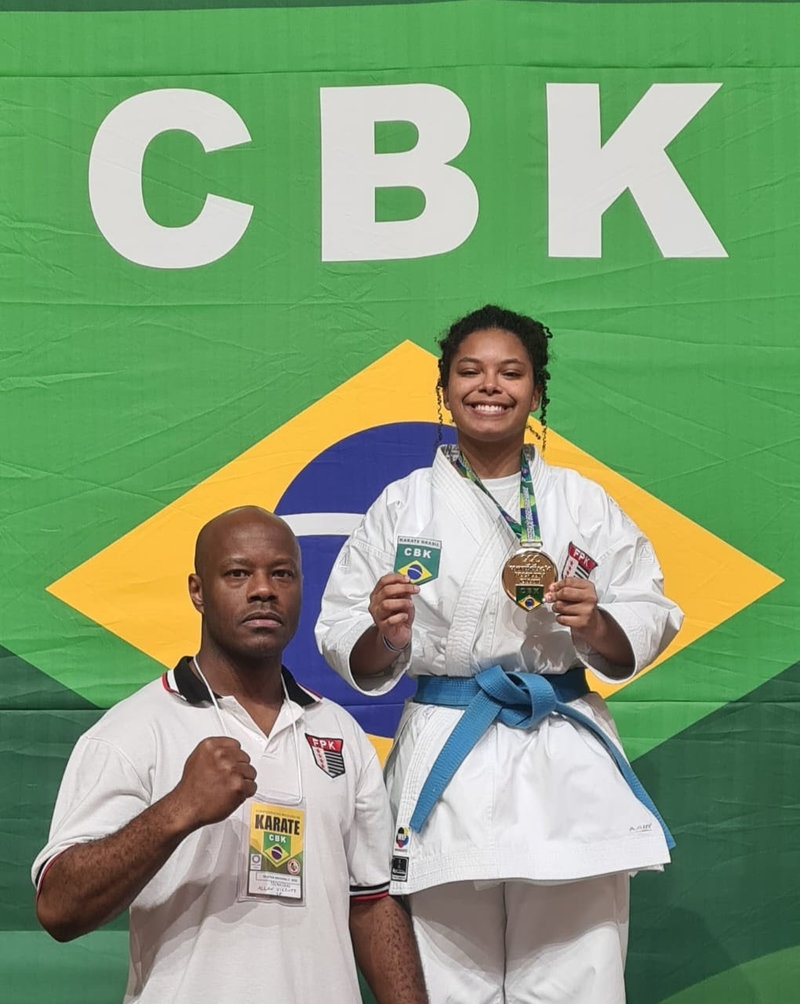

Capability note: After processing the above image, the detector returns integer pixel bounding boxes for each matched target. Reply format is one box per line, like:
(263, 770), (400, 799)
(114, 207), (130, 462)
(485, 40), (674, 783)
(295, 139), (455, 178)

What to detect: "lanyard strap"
(192, 655), (304, 805)
(452, 449), (542, 548)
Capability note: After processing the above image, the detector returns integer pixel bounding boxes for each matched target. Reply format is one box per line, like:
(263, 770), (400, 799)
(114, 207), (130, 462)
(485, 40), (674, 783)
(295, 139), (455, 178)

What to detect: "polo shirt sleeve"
(344, 730), (393, 902)
(32, 734), (150, 891)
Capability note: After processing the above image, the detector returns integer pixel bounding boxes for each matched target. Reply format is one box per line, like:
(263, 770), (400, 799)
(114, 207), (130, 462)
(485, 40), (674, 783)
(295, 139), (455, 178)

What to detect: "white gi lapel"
(431, 448), (518, 674)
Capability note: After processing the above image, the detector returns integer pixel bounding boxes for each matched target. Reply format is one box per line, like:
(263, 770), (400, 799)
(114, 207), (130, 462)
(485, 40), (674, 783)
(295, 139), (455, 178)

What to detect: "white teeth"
(471, 404), (507, 413)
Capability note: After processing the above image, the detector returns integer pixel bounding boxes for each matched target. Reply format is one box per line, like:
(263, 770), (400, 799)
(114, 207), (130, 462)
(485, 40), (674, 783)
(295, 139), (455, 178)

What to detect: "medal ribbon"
(452, 450), (542, 548)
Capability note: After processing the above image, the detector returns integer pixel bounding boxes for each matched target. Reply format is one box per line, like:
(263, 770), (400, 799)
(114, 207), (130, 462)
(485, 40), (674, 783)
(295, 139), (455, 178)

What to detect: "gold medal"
(502, 548), (558, 611)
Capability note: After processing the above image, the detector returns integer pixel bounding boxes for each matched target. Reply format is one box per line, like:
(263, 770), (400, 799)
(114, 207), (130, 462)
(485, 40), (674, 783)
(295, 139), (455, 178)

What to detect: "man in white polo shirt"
(33, 506), (427, 1004)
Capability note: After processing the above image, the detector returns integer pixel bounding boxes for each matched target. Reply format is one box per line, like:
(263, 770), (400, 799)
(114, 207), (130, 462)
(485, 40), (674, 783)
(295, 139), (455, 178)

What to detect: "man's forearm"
(36, 791), (194, 942)
(37, 734), (257, 941)
(349, 896), (428, 1004)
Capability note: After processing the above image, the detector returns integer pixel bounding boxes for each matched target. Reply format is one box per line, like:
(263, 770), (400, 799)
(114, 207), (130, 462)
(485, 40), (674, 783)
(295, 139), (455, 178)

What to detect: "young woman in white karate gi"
(316, 305), (683, 1003)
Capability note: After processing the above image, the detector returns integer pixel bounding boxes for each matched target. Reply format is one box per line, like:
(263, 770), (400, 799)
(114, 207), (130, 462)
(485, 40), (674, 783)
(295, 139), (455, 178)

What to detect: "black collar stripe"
(170, 656), (318, 708)
(283, 671), (319, 708)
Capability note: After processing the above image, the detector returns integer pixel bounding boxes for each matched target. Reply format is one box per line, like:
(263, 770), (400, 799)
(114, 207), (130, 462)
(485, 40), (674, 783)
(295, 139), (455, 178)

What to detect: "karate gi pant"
(408, 873), (629, 1004)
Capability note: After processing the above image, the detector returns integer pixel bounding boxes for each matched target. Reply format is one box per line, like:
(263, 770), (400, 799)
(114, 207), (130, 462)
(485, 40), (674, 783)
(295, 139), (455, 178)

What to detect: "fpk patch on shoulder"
(562, 541), (598, 581)
(305, 734), (345, 778)
(394, 536), (442, 584)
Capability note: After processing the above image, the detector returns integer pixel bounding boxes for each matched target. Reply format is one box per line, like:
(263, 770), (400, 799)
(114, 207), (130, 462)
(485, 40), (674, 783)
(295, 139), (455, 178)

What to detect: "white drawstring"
(192, 655), (230, 737)
(191, 655), (303, 804)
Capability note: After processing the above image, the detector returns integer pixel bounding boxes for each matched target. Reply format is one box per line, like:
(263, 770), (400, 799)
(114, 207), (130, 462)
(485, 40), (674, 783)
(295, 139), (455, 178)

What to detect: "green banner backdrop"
(2, 3), (798, 1002)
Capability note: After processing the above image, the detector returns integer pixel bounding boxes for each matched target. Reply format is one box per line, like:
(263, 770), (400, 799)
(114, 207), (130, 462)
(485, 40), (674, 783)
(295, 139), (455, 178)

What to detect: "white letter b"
(320, 83), (478, 262)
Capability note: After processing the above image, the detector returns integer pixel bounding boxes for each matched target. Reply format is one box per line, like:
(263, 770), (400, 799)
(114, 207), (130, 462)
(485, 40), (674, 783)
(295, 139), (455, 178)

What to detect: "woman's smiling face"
(442, 327), (540, 447)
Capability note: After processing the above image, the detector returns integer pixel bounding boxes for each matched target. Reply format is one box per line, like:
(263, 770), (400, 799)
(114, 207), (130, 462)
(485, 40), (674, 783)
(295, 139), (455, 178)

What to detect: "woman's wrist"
(380, 633), (409, 654)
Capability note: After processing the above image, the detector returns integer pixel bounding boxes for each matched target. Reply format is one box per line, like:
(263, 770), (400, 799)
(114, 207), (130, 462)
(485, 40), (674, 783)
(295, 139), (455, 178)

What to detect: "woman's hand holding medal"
(545, 577), (600, 632)
(545, 577), (634, 671)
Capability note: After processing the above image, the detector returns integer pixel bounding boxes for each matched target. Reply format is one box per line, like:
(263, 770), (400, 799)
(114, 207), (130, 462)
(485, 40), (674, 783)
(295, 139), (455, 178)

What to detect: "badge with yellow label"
(242, 800), (305, 902)
(394, 536), (441, 584)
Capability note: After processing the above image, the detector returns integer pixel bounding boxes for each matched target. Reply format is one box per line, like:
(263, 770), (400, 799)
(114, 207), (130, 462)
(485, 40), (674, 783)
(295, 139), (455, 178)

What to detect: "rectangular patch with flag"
(562, 542), (598, 581)
(305, 735), (345, 778)
(394, 536), (441, 584)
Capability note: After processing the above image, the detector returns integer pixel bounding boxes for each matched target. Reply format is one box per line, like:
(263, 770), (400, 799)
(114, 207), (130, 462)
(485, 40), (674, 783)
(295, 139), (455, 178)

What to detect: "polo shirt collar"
(163, 656), (320, 708)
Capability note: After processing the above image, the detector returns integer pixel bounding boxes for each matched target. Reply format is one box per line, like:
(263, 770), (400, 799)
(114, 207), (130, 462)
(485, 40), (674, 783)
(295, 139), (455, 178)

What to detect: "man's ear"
(188, 573), (204, 613)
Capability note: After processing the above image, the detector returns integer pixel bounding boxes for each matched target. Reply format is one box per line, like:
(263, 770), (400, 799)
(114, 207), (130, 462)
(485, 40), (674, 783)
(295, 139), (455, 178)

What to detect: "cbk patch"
(305, 734), (346, 778)
(394, 536), (442, 584)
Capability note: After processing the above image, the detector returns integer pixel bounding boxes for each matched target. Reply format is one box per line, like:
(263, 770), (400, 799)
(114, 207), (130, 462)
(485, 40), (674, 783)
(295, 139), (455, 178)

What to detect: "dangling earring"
(526, 416), (543, 442)
(529, 391), (548, 452)
(435, 384), (445, 450)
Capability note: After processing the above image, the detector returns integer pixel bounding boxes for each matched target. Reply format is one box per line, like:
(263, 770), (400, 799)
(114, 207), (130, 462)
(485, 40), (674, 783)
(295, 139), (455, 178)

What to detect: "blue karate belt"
(409, 666), (674, 849)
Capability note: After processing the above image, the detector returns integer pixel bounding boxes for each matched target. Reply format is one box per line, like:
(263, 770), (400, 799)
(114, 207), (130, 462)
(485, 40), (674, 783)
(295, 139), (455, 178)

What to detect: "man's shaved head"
(194, 506), (299, 580)
(189, 506), (302, 665)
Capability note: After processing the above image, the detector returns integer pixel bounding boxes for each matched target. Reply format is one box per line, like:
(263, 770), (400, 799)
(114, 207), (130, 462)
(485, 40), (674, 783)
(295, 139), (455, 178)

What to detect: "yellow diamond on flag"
(397, 561), (434, 584)
(48, 340), (782, 725)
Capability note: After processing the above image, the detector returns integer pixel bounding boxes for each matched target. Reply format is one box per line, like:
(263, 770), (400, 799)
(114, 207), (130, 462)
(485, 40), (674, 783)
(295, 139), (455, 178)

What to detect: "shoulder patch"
(562, 541), (598, 580)
(305, 734), (345, 778)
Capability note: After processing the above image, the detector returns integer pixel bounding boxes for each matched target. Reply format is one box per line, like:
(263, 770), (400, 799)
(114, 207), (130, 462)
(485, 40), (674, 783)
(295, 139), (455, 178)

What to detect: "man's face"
(189, 512), (302, 664)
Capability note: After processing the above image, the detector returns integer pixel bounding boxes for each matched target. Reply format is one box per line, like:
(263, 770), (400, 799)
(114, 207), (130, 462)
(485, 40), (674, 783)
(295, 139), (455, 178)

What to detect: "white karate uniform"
(316, 445), (683, 1002)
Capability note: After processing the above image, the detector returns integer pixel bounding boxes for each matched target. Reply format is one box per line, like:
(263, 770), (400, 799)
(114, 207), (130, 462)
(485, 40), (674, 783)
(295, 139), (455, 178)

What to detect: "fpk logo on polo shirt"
(306, 734), (346, 778)
(394, 536), (442, 584)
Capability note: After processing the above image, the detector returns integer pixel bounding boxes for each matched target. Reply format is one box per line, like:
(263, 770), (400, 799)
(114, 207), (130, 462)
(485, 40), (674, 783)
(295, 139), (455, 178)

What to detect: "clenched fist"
(170, 737), (257, 831)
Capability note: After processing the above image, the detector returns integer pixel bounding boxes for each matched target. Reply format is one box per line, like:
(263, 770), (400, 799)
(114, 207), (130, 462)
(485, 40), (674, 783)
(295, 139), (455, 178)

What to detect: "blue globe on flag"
(275, 422), (456, 739)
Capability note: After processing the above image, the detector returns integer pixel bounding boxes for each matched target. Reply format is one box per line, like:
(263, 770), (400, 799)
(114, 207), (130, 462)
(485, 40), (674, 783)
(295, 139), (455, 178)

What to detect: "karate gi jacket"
(316, 446), (683, 894)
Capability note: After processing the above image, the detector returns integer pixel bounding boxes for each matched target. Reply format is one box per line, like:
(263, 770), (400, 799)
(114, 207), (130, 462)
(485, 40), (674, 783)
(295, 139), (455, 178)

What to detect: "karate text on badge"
(394, 537), (442, 584)
(253, 813), (301, 835)
(245, 801), (306, 901)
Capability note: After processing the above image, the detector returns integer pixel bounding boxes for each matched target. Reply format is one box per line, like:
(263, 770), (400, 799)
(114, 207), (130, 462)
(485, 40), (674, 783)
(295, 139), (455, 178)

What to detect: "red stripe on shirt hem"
(35, 848), (69, 898)
(350, 889), (389, 902)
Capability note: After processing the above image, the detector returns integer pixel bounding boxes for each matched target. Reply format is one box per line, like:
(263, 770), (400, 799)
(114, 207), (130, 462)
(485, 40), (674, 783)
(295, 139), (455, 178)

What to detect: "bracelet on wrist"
(381, 633), (408, 655)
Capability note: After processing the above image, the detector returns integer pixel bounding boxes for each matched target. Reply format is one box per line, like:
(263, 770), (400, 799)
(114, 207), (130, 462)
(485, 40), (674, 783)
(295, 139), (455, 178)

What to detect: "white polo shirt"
(33, 659), (393, 1004)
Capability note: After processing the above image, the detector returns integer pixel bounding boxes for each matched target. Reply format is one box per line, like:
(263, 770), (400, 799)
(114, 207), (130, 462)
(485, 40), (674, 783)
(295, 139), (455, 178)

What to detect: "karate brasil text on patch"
(305, 734), (346, 777)
(394, 536), (442, 584)
(244, 801), (305, 901)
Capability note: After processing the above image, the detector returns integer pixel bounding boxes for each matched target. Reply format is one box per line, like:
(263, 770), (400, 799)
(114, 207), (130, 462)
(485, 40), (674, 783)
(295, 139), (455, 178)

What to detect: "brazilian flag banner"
(1, 2), (798, 1002)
